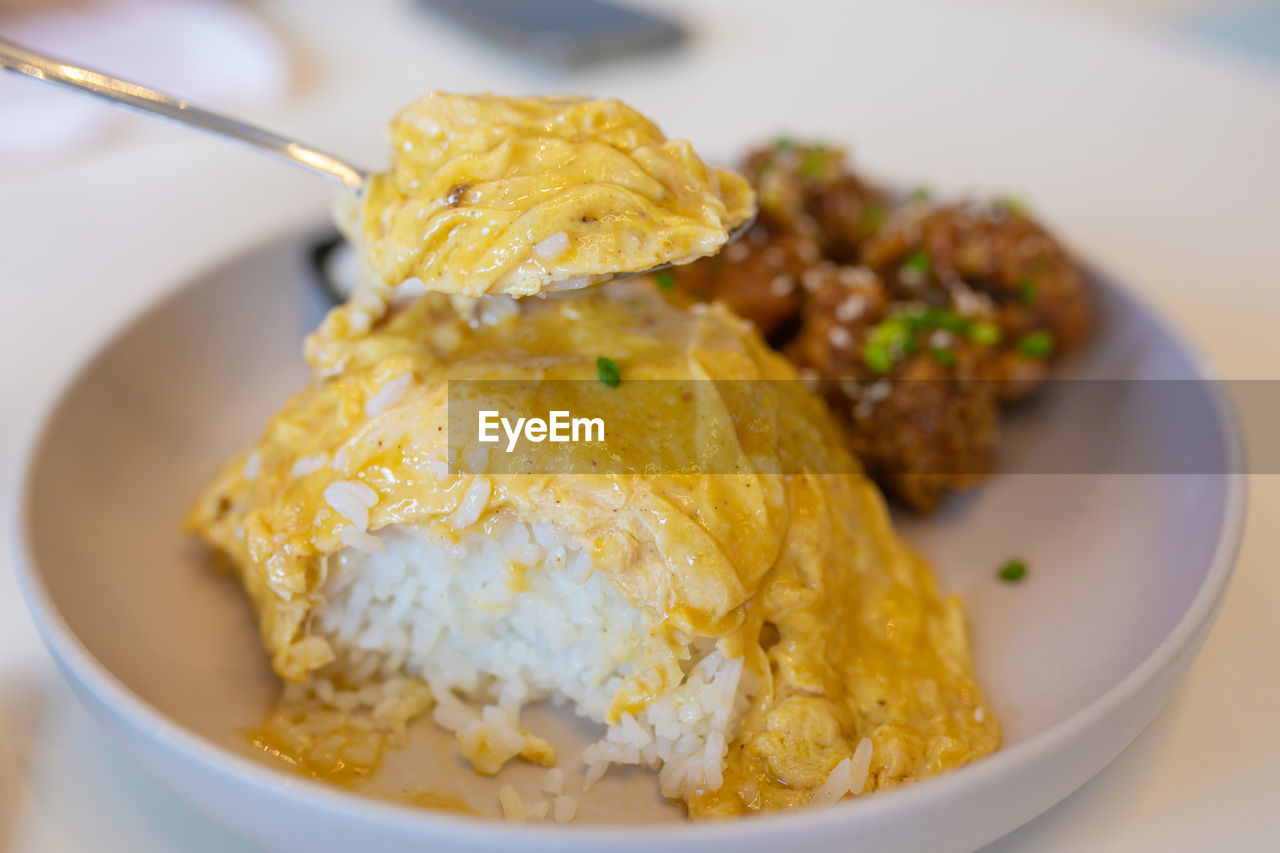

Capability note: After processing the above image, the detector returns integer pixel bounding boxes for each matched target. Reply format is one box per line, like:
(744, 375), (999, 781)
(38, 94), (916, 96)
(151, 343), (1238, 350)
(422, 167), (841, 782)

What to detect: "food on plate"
(187, 97), (1010, 822)
(667, 140), (1093, 511)
(347, 92), (755, 299)
(187, 278), (998, 818)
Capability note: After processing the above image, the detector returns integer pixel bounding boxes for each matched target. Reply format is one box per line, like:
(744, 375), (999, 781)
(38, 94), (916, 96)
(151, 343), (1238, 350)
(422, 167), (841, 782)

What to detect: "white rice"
(390, 276), (428, 306)
(849, 736), (874, 795)
(533, 231), (570, 260)
(365, 374), (413, 417)
(498, 785), (526, 822)
(552, 795), (578, 823)
(810, 758), (853, 806)
(323, 480), (379, 531)
(543, 275), (592, 292)
(810, 737), (874, 806)
(312, 513), (749, 810)
(447, 478), (491, 529)
(340, 526), (386, 554)
(292, 453), (330, 477)
(541, 767), (565, 796)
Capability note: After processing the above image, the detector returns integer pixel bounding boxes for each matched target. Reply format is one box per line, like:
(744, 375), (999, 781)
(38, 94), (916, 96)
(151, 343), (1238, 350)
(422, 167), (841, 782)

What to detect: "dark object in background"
(308, 230), (356, 304)
(415, 0), (686, 68)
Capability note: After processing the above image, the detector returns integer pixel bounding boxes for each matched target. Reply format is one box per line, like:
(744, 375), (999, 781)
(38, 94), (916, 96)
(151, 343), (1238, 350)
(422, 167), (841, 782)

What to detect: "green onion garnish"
(969, 322), (1003, 346)
(862, 306), (983, 372)
(596, 356), (621, 388)
(800, 147), (827, 178)
(774, 135), (794, 151)
(903, 250), (932, 276)
(861, 201), (887, 231)
(1018, 278), (1038, 305)
(1017, 330), (1055, 359)
(929, 347), (955, 367)
(911, 185), (932, 201)
(915, 307), (970, 332)
(999, 195), (1029, 216)
(998, 559), (1028, 583)
(654, 270), (676, 292)
(863, 341), (893, 374)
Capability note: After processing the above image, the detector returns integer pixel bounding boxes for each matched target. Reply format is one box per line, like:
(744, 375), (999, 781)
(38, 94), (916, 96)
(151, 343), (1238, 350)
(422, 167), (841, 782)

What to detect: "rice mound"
(313, 513), (751, 799)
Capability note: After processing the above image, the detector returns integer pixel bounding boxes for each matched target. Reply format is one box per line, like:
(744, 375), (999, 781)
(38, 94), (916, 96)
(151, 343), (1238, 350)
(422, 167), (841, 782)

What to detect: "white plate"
(12, 229), (1244, 853)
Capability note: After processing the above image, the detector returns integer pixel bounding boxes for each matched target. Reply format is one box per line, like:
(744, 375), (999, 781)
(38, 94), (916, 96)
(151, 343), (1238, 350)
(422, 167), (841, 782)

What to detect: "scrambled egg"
(188, 278), (998, 816)
(352, 92), (755, 298)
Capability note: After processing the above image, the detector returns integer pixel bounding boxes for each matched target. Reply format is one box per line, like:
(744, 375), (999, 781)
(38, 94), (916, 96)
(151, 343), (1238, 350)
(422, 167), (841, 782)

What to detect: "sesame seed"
(801, 269), (826, 292)
(835, 294), (868, 323)
(837, 266), (876, 288)
(828, 325), (854, 350)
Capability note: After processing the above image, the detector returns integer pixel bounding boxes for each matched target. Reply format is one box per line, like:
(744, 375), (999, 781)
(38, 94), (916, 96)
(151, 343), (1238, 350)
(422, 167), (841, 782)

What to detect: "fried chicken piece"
(664, 142), (1093, 513)
(861, 200), (1093, 399)
(742, 142), (890, 262)
(785, 265), (999, 513)
(666, 225), (815, 344)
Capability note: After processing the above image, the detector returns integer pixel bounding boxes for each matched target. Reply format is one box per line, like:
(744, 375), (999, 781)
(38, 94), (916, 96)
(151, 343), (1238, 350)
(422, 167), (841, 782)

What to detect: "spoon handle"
(0, 38), (367, 192)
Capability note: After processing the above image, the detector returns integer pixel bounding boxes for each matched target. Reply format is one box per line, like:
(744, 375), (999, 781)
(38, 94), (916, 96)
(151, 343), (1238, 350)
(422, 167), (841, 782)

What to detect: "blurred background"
(1, 1), (1278, 852)
(2, 0), (1278, 172)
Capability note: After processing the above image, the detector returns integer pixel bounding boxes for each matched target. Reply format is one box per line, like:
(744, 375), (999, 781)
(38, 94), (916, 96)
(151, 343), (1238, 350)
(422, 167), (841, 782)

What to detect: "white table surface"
(2, 0), (1278, 850)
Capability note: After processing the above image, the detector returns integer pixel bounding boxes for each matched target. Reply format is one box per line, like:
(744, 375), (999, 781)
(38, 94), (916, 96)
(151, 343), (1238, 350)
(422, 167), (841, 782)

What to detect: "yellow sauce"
(351, 93), (755, 298)
(245, 722), (476, 815)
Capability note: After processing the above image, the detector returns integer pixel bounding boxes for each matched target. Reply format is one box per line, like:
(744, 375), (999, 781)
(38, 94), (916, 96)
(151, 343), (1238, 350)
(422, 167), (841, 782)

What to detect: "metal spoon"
(0, 37), (754, 278)
(0, 37), (367, 192)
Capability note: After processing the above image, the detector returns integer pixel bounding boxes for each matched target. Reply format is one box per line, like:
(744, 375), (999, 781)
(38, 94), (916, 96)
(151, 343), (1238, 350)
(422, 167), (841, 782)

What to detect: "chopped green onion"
(800, 147), (827, 178)
(1018, 278), (1038, 305)
(911, 185), (932, 201)
(861, 200), (887, 231)
(903, 250), (932, 276)
(596, 356), (621, 388)
(998, 559), (1028, 583)
(915, 307), (970, 333)
(863, 341), (893, 374)
(999, 194), (1029, 216)
(654, 270), (676, 292)
(862, 306), (979, 373)
(969, 322), (1003, 346)
(929, 347), (955, 366)
(1017, 330), (1055, 359)
(773, 135), (794, 151)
